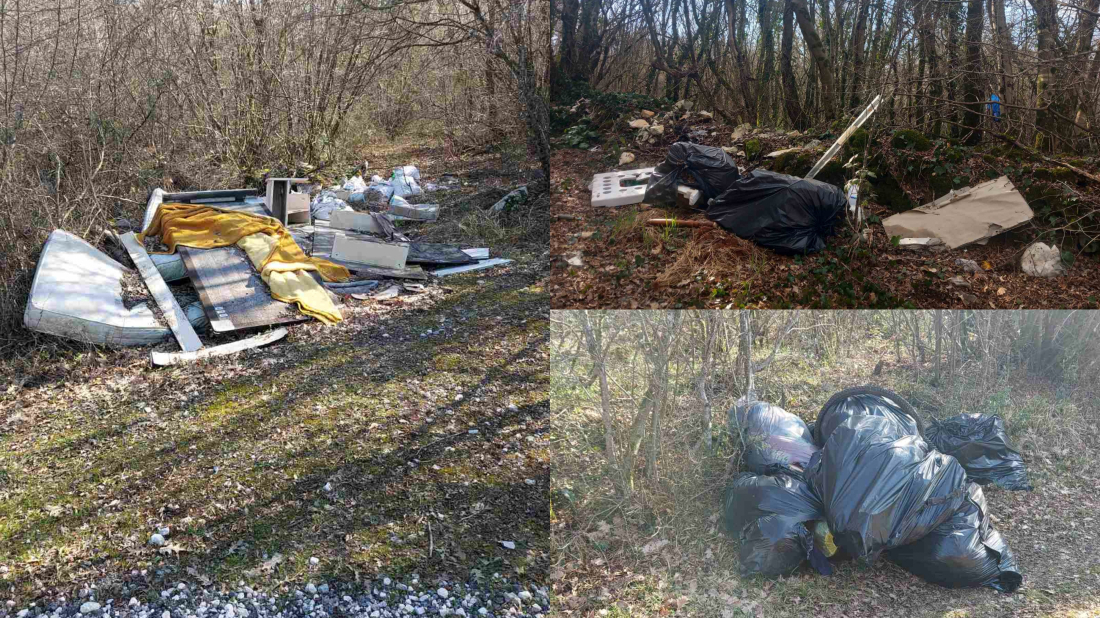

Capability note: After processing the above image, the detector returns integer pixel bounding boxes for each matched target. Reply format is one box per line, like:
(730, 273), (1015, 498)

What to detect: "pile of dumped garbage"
(723, 385), (1029, 592)
(592, 141), (850, 254)
(22, 164), (523, 365)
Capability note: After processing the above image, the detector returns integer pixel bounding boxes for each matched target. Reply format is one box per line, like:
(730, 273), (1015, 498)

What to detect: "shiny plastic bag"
(643, 142), (741, 207)
(888, 482), (1023, 592)
(705, 169), (845, 254)
(926, 413), (1032, 491)
(723, 473), (824, 577)
(806, 415), (970, 562)
(815, 387), (921, 448)
(730, 401), (818, 474)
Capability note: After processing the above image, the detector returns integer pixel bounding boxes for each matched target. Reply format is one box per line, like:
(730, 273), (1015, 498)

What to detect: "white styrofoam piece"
(432, 258), (513, 277)
(590, 167), (655, 207)
(462, 248), (490, 259)
(24, 230), (203, 347)
(332, 235), (409, 270)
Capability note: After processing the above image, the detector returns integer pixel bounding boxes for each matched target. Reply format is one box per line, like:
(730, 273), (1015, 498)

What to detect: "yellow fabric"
(237, 233), (343, 325)
(140, 202), (349, 324)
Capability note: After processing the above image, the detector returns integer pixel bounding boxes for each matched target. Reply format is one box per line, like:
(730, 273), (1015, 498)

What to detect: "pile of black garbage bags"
(642, 142), (847, 254)
(723, 386), (1028, 592)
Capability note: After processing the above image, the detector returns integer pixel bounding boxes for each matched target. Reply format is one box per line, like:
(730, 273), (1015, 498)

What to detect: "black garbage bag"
(926, 413), (1032, 491)
(815, 388), (921, 448)
(643, 142), (740, 207)
(730, 401), (819, 474)
(705, 169), (846, 254)
(806, 415), (970, 562)
(888, 483), (1023, 592)
(723, 473), (825, 577)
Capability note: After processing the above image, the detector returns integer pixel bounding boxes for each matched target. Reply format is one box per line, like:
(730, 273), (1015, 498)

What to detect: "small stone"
(648, 125), (664, 136)
(323, 482), (333, 492)
(163, 611), (171, 618)
(454, 394), (463, 402)
(698, 111), (713, 120)
(177, 583), (186, 590)
(438, 588), (449, 599)
(80, 602), (101, 614)
(618, 152), (635, 166)
(318, 584), (329, 594)
(507, 403), (519, 412)
(478, 609), (488, 616)
(640, 110), (655, 118)
(149, 533), (166, 547)
(566, 254), (583, 268)
(224, 606), (235, 618)
(17, 610), (29, 618)
(383, 578), (392, 586)
(518, 591), (532, 601)
(305, 584), (317, 595)
(309, 557), (320, 565)
(628, 119), (649, 129)
(158, 526), (171, 537)
(128, 599), (139, 608)
(500, 541), (516, 550)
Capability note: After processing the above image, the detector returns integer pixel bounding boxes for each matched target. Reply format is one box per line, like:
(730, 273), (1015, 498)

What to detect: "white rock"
(323, 482), (333, 492)
(628, 119), (650, 129)
(318, 584), (329, 593)
(158, 527), (171, 537)
(478, 609), (488, 616)
(1021, 242), (1066, 277)
(80, 602), (101, 614)
(648, 125), (665, 136)
(305, 584), (317, 595)
(149, 533), (166, 547)
(518, 591), (532, 601)
(224, 606), (235, 618)
(163, 611), (171, 618)
(618, 152), (635, 166)
(437, 588), (450, 599)
(309, 557), (320, 565)
(128, 599), (139, 608)
(507, 403), (518, 412)
(500, 541), (516, 550)
(383, 578), (392, 586)
(17, 610), (29, 618)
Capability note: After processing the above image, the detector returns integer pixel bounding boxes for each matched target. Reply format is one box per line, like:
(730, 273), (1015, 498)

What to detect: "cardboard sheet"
(882, 176), (1033, 248)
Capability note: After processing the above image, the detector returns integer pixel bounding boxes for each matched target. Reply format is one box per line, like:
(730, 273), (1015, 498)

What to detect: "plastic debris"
(729, 401), (819, 474)
(926, 413), (1032, 490)
(643, 142), (740, 207)
(706, 169), (846, 254)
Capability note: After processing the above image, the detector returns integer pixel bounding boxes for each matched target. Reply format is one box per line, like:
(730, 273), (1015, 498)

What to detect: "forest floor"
(549, 342), (1100, 617)
(548, 115), (1100, 309)
(0, 141), (552, 605)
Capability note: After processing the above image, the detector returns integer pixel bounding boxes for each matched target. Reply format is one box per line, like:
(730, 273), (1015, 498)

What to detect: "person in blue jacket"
(988, 93), (1002, 123)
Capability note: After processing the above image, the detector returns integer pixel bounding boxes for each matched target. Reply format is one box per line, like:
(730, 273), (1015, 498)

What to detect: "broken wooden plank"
(180, 246), (309, 332)
(120, 232), (203, 352)
(432, 258), (513, 277)
(151, 327), (287, 366)
(332, 234), (409, 269)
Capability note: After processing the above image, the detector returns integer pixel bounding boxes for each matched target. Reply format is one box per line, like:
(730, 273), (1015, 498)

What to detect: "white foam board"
(590, 167), (655, 207)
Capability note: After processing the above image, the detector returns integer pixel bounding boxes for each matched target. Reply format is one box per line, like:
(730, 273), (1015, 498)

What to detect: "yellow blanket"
(140, 203), (350, 324)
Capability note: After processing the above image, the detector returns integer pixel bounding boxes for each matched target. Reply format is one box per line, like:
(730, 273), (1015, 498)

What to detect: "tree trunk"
(557, 0), (581, 88)
(1030, 0), (1062, 150)
(849, 0), (872, 109)
(990, 0), (1014, 112)
(962, 0), (984, 144)
(738, 310), (756, 397)
(791, 0), (835, 119)
(781, 0), (807, 129)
